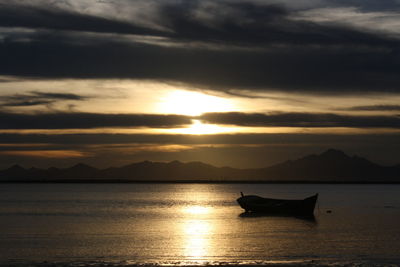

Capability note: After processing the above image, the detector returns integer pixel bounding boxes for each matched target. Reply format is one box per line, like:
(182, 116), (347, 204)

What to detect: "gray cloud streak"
(2, 111), (400, 129)
(0, 4), (164, 36)
(0, 91), (88, 107)
(0, 112), (192, 129)
(199, 112), (400, 128)
(346, 105), (400, 111)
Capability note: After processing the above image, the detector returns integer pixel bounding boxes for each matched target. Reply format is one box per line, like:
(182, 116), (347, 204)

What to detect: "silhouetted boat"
(237, 192), (318, 216)
(238, 211), (317, 222)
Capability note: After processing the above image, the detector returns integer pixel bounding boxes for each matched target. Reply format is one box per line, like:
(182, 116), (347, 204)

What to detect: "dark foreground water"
(0, 183), (400, 266)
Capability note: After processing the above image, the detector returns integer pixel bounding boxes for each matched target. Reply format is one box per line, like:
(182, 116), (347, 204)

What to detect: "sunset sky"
(1, 0), (400, 169)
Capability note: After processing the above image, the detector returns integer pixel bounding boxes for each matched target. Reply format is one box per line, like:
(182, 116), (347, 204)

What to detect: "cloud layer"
(0, 112), (191, 129)
(200, 112), (400, 128)
(1, 0), (400, 94)
(0, 91), (87, 107)
(1, 111), (400, 129)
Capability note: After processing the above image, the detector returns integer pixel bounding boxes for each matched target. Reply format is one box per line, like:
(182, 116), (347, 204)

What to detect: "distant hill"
(1, 149), (399, 182)
(256, 149), (398, 182)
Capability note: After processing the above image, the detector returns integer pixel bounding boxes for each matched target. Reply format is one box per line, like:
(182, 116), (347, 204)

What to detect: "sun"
(157, 90), (234, 116)
(155, 89), (239, 134)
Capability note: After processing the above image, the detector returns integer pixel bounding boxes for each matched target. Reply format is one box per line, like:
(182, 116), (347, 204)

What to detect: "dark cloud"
(327, 0), (400, 12)
(1, 110), (400, 130)
(2, 36), (400, 94)
(1, 1), (396, 47)
(1, 132), (400, 149)
(31, 92), (86, 100)
(0, 4), (162, 36)
(158, 1), (398, 47)
(1, 1), (400, 94)
(0, 112), (191, 129)
(199, 112), (400, 128)
(1, 100), (53, 107)
(346, 105), (400, 111)
(0, 91), (88, 107)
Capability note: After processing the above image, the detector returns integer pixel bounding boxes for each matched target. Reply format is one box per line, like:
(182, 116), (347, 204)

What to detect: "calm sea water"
(0, 183), (400, 266)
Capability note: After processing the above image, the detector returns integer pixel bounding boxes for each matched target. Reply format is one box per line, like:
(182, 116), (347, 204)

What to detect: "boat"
(237, 192), (318, 216)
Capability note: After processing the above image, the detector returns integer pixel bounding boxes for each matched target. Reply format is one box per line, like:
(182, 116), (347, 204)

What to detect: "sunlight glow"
(157, 90), (235, 116)
(183, 205), (211, 215)
(166, 119), (239, 135)
(183, 220), (212, 260)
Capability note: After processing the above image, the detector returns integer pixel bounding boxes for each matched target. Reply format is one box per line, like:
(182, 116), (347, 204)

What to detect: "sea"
(0, 183), (400, 267)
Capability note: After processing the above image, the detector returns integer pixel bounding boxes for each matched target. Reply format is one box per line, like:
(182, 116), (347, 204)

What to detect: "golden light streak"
(2, 127), (400, 135)
(0, 143), (53, 147)
(97, 144), (194, 154)
(183, 205), (211, 215)
(157, 90), (235, 116)
(165, 119), (242, 135)
(0, 150), (89, 158)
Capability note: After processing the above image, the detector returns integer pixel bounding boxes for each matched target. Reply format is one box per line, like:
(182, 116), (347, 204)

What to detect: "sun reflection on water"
(180, 204), (214, 262)
(183, 219), (212, 260)
(183, 205), (211, 215)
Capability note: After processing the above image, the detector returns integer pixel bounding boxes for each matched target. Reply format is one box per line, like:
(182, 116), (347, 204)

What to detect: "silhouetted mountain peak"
(126, 160), (153, 167)
(0, 149), (399, 182)
(351, 154), (372, 163)
(0, 164), (28, 179)
(67, 163), (97, 172)
(320, 149), (349, 159)
(169, 160), (182, 164)
(187, 161), (213, 167)
(7, 164), (25, 171)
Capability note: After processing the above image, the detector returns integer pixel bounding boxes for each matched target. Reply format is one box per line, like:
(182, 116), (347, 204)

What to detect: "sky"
(1, 0), (400, 169)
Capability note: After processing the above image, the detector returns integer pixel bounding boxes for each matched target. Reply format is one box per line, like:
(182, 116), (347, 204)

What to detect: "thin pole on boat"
(240, 192), (244, 197)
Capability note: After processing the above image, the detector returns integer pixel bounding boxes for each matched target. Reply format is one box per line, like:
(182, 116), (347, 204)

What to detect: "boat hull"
(237, 194), (318, 216)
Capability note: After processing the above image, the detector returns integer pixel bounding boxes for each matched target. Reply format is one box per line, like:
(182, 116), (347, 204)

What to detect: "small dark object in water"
(326, 210), (332, 213)
(237, 192), (318, 216)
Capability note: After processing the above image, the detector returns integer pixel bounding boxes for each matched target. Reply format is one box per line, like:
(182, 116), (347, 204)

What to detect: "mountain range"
(1, 149), (399, 183)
